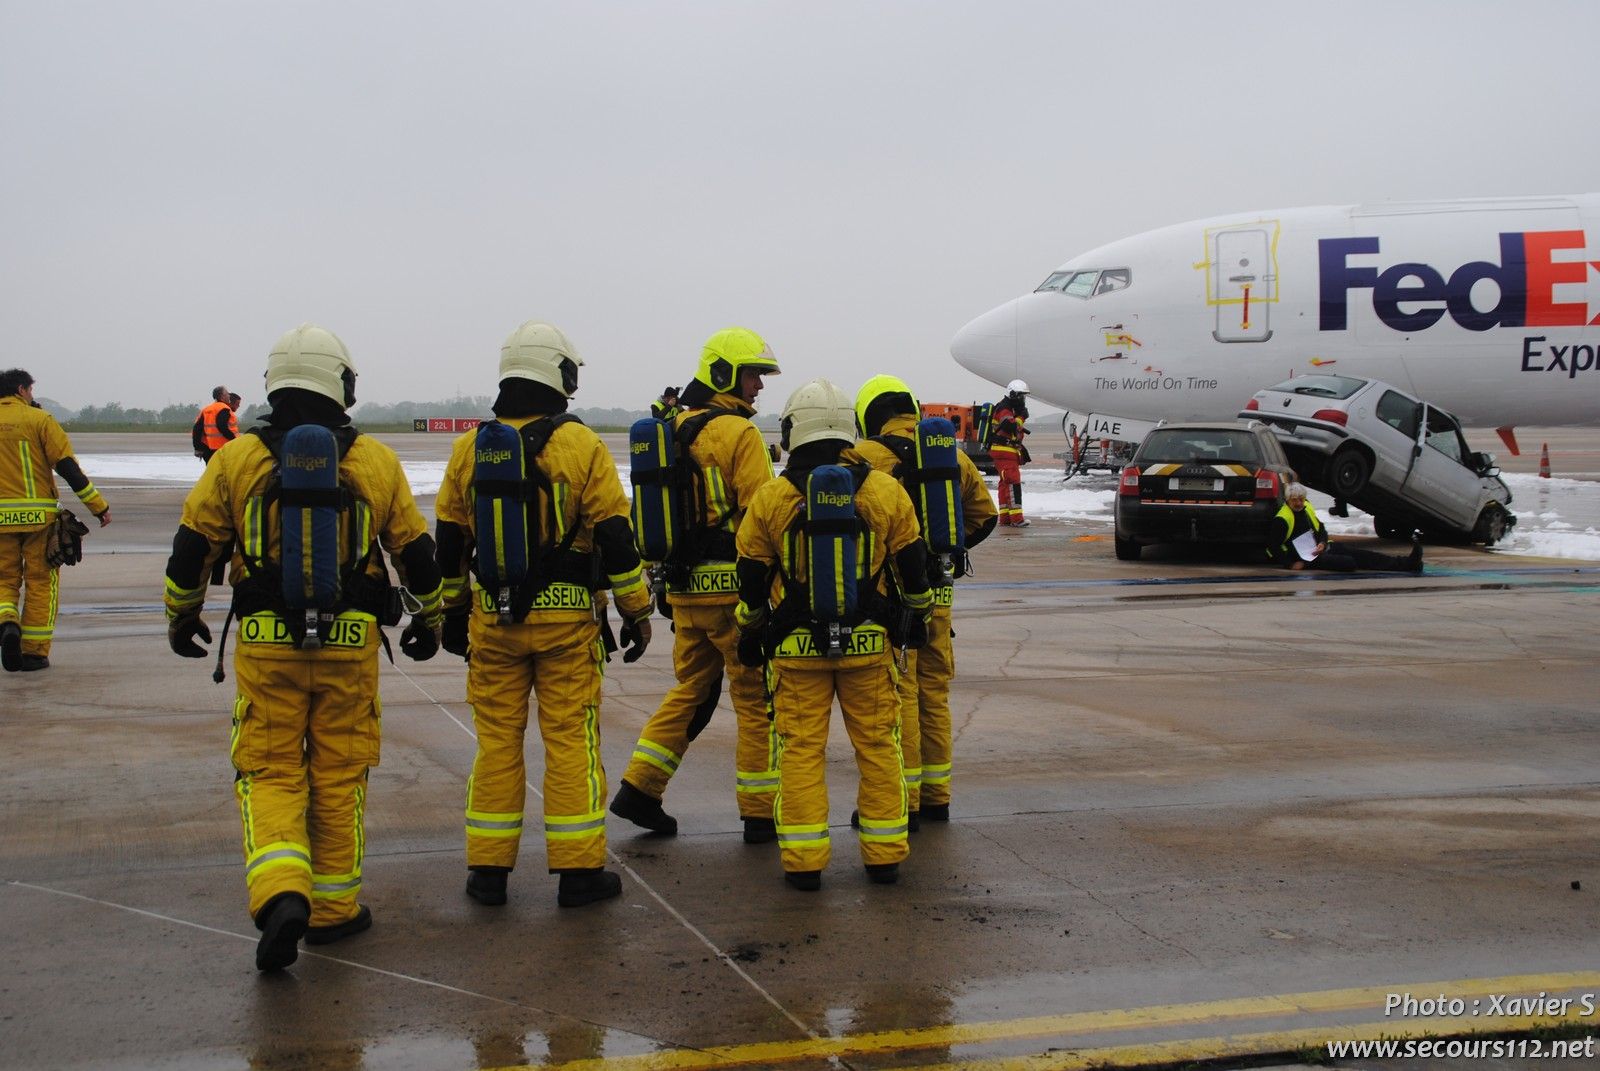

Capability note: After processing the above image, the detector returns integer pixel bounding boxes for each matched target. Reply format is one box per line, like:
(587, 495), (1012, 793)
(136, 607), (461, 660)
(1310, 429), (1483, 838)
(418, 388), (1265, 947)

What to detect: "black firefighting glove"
(399, 616), (439, 661)
(736, 626), (765, 668)
(168, 614), (212, 659)
(441, 609), (470, 659)
(619, 616), (652, 663)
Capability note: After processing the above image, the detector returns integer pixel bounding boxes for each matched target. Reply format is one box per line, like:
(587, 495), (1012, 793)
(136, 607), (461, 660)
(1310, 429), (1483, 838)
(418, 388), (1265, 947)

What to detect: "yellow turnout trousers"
(230, 616), (380, 928)
(771, 650), (908, 873)
(0, 529), (58, 657)
(622, 601), (777, 818)
(916, 604), (955, 807)
(465, 613), (609, 871)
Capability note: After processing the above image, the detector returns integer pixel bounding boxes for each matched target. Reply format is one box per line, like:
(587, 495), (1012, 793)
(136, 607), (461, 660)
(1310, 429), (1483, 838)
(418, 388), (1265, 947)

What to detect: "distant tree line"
(59, 396), (665, 430)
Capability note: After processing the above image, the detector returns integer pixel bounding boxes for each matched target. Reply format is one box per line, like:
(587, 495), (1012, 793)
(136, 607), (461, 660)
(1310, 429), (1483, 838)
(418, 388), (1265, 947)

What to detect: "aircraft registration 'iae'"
(951, 194), (1600, 451)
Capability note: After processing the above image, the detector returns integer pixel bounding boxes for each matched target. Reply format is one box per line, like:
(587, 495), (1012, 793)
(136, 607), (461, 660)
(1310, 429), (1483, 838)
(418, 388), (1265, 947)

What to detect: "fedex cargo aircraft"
(950, 194), (1600, 451)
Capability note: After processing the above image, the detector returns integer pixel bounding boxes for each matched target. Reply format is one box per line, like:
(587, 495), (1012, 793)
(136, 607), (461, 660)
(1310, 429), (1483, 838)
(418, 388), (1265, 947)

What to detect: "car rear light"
(1119, 466), (1141, 496)
(1312, 408), (1349, 426)
(1255, 468), (1280, 500)
(1243, 398), (1260, 411)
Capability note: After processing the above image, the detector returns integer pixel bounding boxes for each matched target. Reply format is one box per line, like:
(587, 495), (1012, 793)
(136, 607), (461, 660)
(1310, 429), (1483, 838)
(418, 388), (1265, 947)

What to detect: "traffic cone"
(1539, 442), (1550, 479)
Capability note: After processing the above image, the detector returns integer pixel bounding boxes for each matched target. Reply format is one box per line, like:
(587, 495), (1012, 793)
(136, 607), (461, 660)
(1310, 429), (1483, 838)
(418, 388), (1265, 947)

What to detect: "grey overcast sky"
(4, 1), (1599, 413)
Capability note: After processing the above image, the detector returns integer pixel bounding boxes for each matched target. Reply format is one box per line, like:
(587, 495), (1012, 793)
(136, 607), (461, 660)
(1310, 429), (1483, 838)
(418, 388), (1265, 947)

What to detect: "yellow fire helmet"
(694, 327), (780, 395)
(265, 324), (357, 408)
(854, 373), (921, 437)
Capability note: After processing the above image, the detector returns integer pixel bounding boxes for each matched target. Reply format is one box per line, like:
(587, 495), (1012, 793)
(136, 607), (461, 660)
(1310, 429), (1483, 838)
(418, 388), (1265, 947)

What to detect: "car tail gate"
(1138, 462), (1258, 505)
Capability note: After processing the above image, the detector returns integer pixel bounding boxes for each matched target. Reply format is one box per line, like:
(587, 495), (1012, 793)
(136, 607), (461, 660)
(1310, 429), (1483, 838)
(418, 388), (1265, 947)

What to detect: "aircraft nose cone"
(950, 300), (1019, 386)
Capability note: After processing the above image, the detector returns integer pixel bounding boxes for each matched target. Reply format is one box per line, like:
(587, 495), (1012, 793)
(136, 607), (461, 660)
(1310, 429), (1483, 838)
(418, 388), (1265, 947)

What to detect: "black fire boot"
(608, 781), (678, 835)
(742, 817), (776, 844)
(19, 654), (48, 671)
(785, 870), (822, 891)
(254, 892), (310, 972)
(1, 622), (20, 672)
(1407, 533), (1425, 574)
(865, 863), (900, 885)
(305, 904), (372, 946)
(556, 868), (622, 908)
(466, 866), (509, 906)
(919, 803), (950, 822)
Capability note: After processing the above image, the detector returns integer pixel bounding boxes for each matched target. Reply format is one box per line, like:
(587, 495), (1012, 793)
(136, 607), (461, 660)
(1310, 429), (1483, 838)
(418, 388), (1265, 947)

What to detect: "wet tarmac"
(2, 430), (1598, 1070)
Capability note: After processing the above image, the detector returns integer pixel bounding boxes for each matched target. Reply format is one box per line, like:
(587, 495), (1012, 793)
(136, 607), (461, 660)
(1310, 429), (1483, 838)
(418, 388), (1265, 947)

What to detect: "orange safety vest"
(198, 400), (233, 451)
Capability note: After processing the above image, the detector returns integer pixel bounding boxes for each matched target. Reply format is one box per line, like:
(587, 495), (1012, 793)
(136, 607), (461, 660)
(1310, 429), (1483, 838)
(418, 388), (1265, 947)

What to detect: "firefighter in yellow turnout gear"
(164, 325), (443, 971)
(0, 369), (111, 672)
(734, 379), (932, 890)
(434, 321), (652, 909)
(612, 328), (781, 843)
(854, 375), (997, 823)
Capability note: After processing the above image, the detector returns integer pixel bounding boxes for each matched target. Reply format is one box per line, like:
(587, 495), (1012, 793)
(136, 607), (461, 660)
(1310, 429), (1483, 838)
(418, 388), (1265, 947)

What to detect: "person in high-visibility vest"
(192, 385), (237, 462)
(990, 379), (1031, 526)
(0, 368), (111, 672)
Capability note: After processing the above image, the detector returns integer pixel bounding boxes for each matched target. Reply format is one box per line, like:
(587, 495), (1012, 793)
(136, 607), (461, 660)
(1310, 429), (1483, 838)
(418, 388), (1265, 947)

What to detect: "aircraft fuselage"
(951, 195), (1600, 429)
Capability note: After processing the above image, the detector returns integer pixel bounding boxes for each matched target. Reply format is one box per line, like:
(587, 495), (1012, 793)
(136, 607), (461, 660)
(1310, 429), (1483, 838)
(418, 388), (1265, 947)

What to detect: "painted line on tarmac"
(888, 1011), (1600, 1071)
(4, 879), (532, 1011)
(390, 665), (822, 1047)
(488, 970), (1600, 1071)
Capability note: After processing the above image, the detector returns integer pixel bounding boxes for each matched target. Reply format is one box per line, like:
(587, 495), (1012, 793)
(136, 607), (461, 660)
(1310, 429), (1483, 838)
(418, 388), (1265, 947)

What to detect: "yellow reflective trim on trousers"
(583, 679), (602, 812)
(311, 869), (362, 897)
(244, 840), (313, 879)
(775, 823), (829, 848)
(735, 770), (780, 794)
(229, 697), (247, 765)
(857, 818), (909, 842)
(903, 767), (924, 785)
(0, 602), (17, 618)
(466, 808), (524, 838)
(923, 762), (952, 785)
(631, 738), (680, 775)
(545, 808), (607, 841)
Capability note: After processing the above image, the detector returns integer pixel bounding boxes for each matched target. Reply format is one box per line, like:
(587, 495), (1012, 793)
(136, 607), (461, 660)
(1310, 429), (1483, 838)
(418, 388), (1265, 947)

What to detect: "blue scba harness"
(278, 424), (347, 648)
(470, 415), (589, 623)
(628, 416), (685, 564)
(912, 417), (964, 556)
(871, 416), (968, 578)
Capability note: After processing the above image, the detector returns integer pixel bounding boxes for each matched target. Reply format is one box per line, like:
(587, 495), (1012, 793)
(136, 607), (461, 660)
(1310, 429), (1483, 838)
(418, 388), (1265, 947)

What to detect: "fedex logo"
(1319, 231), (1599, 332)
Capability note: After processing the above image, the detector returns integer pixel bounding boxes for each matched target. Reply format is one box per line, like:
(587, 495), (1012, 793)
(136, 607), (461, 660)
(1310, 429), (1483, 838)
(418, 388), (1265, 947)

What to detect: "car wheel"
(1114, 533), (1141, 561)
(1374, 515), (1408, 541)
(1327, 445), (1371, 498)
(1473, 504), (1508, 546)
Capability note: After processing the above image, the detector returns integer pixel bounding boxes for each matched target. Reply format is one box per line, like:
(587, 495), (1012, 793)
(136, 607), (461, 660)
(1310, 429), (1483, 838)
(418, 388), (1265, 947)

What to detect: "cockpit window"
(1035, 268), (1132, 297)
(1095, 268), (1131, 295)
(1062, 271), (1099, 297)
